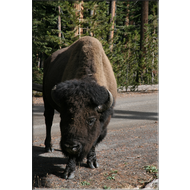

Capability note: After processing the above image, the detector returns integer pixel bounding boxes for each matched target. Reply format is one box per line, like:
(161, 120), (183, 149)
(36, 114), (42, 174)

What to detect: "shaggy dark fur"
(54, 78), (114, 161)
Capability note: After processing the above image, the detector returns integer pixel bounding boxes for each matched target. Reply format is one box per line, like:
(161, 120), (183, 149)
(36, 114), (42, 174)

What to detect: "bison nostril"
(72, 144), (80, 151)
(72, 147), (78, 151)
(64, 142), (81, 152)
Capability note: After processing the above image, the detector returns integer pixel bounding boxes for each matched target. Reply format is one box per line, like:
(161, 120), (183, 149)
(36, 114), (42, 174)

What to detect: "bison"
(43, 36), (117, 179)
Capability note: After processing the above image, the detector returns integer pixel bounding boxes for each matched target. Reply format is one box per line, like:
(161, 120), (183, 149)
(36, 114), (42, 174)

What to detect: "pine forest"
(32, 0), (158, 90)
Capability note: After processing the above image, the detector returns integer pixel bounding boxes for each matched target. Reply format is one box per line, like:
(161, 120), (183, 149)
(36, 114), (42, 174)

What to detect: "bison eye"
(87, 117), (96, 126)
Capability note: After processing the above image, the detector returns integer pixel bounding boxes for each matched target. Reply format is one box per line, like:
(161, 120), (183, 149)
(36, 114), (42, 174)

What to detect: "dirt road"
(33, 92), (158, 189)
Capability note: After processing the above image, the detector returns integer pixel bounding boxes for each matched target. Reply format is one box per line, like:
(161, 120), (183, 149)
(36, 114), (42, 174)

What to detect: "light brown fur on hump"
(60, 36), (117, 99)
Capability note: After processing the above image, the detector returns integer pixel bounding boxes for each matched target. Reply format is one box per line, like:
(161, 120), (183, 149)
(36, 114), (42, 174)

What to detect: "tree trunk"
(58, 6), (61, 48)
(109, 0), (116, 50)
(90, 9), (94, 37)
(74, 1), (83, 38)
(140, 1), (149, 54)
(136, 0), (149, 84)
(125, 2), (129, 89)
(79, 1), (83, 37)
(125, 2), (129, 27)
(74, 2), (79, 37)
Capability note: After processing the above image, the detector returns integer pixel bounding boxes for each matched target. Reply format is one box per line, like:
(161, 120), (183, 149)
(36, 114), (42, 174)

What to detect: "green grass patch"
(81, 181), (90, 186)
(144, 165), (158, 179)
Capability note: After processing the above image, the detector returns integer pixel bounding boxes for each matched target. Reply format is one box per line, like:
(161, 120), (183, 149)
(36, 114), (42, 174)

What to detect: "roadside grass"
(103, 185), (111, 189)
(144, 165), (158, 179)
(81, 181), (90, 186)
(104, 170), (118, 181)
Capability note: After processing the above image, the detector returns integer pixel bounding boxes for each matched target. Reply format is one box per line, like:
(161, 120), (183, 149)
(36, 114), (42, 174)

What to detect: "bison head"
(51, 78), (114, 161)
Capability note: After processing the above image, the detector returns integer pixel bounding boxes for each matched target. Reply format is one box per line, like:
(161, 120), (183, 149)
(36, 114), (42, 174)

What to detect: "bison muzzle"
(42, 36), (117, 179)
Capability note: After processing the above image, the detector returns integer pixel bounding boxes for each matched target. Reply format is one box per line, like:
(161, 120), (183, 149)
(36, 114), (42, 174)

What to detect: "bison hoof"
(63, 171), (75, 180)
(45, 146), (54, 152)
(87, 160), (99, 169)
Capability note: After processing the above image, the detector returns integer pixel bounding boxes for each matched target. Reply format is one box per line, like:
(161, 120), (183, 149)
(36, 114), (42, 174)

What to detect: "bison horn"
(51, 85), (61, 107)
(96, 90), (113, 113)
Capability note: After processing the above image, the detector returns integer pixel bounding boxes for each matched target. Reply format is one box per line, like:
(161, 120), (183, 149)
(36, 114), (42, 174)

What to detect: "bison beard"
(50, 78), (114, 179)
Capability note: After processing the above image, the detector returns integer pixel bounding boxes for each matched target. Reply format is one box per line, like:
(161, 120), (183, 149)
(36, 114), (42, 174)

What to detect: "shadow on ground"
(33, 146), (68, 188)
(32, 146), (90, 188)
(113, 110), (158, 121)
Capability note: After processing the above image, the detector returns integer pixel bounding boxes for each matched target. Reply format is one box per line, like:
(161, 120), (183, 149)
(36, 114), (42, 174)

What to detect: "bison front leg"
(44, 105), (54, 152)
(63, 157), (76, 179)
(87, 146), (99, 169)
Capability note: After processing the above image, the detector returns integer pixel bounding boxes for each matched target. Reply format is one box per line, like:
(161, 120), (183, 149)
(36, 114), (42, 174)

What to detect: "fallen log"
(33, 83), (43, 92)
